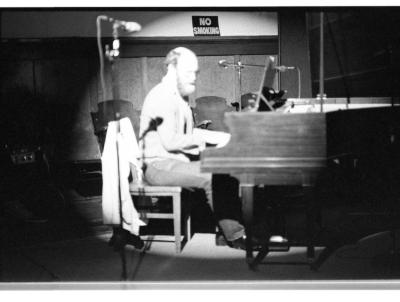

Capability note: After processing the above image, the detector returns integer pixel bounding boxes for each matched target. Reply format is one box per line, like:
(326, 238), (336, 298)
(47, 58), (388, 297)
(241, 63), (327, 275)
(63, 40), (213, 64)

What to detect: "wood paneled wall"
(0, 37), (278, 161)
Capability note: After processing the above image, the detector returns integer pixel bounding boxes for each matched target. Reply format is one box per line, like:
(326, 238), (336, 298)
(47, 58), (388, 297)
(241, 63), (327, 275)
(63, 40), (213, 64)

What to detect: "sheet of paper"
(193, 128), (231, 148)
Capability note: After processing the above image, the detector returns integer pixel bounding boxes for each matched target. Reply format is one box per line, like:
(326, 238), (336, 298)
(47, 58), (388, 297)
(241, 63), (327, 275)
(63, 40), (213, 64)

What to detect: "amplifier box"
(10, 149), (36, 165)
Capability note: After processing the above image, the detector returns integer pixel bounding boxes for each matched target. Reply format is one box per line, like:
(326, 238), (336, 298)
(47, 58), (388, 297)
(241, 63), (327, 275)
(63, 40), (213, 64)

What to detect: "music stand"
(254, 56), (277, 111)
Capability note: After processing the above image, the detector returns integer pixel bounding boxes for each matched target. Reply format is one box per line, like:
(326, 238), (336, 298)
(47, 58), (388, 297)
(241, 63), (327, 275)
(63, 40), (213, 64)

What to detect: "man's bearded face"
(176, 55), (198, 97)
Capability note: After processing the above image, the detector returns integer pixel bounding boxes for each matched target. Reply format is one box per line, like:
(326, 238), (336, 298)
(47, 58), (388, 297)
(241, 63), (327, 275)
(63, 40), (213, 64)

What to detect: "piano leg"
(240, 184), (255, 264)
(240, 181), (319, 270)
(249, 245), (269, 271)
(304, 185), (316, 259)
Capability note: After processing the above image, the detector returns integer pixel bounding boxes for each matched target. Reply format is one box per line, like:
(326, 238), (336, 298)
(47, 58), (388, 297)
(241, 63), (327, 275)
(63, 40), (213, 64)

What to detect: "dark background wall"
(0, 9), (281, 162)
(307, 8), (400, 99)
(0, 39), (100, 161)
(2, 8), (399, 163)
(279, 9), (312, 99)
(0, 36), (278, 161)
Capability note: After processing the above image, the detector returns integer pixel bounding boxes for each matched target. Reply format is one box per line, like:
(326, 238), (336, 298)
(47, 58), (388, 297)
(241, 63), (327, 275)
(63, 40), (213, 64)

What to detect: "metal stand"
(236, 60), (243, 111)
(97, 15), (126, 280)
(316, 12), (327, 112)
(221, 60), (265, 111)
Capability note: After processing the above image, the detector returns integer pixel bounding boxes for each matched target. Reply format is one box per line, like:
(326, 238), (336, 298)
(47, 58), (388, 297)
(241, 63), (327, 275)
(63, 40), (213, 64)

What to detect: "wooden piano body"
(200, 104), (400, 267)
(201, 111), (327, 186)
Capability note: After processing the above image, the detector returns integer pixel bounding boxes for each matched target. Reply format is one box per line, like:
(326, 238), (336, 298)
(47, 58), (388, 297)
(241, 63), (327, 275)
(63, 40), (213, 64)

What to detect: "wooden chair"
(91, 102), (191, 253)
(130, 109), (191, 253)
(129, 183), (191, 253)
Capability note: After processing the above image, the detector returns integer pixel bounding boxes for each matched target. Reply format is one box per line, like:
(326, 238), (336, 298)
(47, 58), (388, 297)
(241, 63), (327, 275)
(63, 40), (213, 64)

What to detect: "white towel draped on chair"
(101, 117), (146, 235)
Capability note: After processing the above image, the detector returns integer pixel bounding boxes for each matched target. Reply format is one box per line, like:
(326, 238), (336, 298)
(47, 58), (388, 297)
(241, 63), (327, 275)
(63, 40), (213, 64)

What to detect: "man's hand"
(196, 120), (212, 129)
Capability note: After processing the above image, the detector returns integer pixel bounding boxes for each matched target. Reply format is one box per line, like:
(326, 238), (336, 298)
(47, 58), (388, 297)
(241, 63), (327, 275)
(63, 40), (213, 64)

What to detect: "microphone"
(218, 60), (243, 68)
(103, 15), (142, 33)
(139, 117), (163, 140)
(218, 60), (229, 68)
(274, 66), (296, 72)
(113, 20), (142, 33)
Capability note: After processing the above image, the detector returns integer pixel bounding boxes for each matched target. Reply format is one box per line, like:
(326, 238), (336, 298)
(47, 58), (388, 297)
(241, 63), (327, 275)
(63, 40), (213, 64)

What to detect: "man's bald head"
(165, 47), (197, 67)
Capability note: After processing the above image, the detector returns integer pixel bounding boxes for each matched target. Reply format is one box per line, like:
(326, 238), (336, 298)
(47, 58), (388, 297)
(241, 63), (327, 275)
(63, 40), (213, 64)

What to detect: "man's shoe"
(109, 228), (145, 252)
(268, 235), (289, 252)
(215, 231), (266, 251)
(125, 232), (145, 251)
(227, 236), (263, 251)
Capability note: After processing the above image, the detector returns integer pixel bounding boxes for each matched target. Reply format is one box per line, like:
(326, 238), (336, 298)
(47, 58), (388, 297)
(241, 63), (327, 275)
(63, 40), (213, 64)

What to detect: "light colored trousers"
(144, 158), (244, 241)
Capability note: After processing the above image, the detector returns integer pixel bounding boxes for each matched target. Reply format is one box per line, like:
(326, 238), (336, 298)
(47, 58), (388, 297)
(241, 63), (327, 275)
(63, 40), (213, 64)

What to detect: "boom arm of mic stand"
(221, 62), (265, 68)
(239, 63), (265, 67)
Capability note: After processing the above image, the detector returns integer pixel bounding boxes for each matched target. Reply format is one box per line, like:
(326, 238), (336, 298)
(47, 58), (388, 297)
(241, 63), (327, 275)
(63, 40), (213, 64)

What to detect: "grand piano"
(201, 103), (400, 269)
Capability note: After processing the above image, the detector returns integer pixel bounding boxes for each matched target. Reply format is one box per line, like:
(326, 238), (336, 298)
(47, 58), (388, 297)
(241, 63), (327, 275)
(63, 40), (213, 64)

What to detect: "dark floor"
(2, 192), (400, 285)
(2, 159), (400, 286)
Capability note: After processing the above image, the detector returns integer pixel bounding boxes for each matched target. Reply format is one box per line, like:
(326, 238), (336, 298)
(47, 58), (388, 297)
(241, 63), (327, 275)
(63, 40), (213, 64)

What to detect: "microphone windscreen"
(218, 60), (227, 67)
(124, 22), (142, 33)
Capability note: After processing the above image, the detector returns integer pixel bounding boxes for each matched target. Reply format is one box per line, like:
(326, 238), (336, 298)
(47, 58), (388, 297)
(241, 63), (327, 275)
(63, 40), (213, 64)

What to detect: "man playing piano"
(139, 47), (261, 250)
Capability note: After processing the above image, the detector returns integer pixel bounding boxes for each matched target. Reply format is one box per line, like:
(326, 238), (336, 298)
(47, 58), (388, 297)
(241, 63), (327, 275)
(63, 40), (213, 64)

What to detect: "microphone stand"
(224, 62), (265, 68)
(317, 12), (326, 112)
(97, 15), (127, 281)
(236, 60), (243, 112)
(222, 60), (247, 112)
(296, 67), (302, 99)
(223, 61), (266, 112)
(138, 132), (147, 189)
(224, 61), (264, 111)
(221, 61), (298, 110)
(222, 61), (264, 111)
(138, 119), (163, 188)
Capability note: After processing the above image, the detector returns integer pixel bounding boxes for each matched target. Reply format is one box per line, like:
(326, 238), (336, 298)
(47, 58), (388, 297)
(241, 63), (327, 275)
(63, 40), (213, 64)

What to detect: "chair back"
(90, 100), (136, 153)
(193, 96), (235, 132)
(131, 109), (141, 139)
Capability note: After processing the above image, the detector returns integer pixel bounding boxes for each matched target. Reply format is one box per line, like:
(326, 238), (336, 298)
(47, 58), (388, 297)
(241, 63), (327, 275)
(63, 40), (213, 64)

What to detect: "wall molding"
(0, 36), (278, 59)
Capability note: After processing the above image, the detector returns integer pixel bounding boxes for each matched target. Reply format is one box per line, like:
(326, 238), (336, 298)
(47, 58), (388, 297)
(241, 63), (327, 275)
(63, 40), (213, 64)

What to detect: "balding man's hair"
(164, 47), (196, 67)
